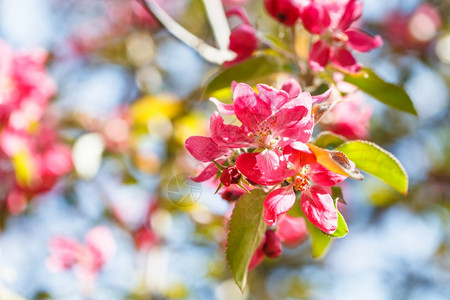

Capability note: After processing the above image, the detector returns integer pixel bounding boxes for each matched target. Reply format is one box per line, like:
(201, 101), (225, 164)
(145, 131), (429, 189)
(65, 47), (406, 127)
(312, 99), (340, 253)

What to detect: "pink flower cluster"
(264, 0), (382, 72)
(185, 80), (353, 236)
(0, 40), (72, 214)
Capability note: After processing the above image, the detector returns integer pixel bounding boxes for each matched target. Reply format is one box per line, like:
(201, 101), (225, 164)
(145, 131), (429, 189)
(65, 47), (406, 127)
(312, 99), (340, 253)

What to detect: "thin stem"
(289, 26), (306, 76)
(139, 0), (235, 65)
(257, 32), (297, 61)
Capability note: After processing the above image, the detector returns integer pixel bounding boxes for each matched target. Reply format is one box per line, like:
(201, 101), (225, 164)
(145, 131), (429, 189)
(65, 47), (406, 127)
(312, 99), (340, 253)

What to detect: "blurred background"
(0, 0), (449, 299)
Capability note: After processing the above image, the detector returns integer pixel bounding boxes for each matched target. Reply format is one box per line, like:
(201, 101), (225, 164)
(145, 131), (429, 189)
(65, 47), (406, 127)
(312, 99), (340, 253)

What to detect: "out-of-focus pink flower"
(47, 226), (116, 283)
(222, 0), (251, 7)
(383, 3), (441, 52)
(264, 0), (302, 26)
(224, 7), (258, 67)
(321, 92), (372, 139)
(302, 0), (382, 72)
(0, 40), (56, 129)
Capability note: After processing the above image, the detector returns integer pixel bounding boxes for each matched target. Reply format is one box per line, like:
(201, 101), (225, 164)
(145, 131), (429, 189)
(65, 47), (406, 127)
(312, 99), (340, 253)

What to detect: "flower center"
(293, 174), (309, 192)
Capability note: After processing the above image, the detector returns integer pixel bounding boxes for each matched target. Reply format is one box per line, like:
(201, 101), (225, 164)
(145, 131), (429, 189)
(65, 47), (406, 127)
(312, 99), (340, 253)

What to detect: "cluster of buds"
(263, 0), (383, 72)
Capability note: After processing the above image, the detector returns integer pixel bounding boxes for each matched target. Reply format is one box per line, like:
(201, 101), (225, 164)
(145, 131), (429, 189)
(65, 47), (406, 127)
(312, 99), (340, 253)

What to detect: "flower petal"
(236, 151), (295, 186)
(257, 84), (290, 111)
(307, 163), (347, 186)
(190, 162), (218, 182)
(309, 40), (331, 71)
(284, 142), (317, 169)
(210, 112), (251, 148)
(277, 215), (308, 247)
(301, 2), (331, 34)
(263, 185), (296, 226)
(345, 28), (383, 52)
(233, 83), (272, 129)
(331, 46), (361, 73)
(336, 0), (362, 31)
(209, 97), (235, 115)
(301, 185), (338, 234)
(280, 78), (301, 99)
(185, 136), (230, 162)
(311, 86), (333, 104)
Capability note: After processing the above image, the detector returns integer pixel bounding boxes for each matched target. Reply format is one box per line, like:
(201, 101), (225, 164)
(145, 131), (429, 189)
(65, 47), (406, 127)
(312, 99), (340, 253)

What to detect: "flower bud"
(264, 0), (302, 26)
(220, 166), (241, 186)
(262, 230), (282, 258)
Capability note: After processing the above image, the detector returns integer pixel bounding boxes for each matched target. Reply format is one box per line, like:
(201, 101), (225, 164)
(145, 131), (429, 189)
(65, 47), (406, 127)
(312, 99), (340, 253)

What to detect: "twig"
(202, 0), (231, 51)
(139, 0), (235, 65)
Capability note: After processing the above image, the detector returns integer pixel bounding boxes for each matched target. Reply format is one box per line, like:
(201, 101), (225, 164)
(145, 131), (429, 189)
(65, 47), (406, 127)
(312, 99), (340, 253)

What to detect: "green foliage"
(336, 140), (408, 194)
(305, 217), (332, 258)
(344, 68), (417, 115)
(226, 189), (267, 292)
(204, 55), (293, 97)
(328, 210), (349, 238)
(313, 131), (347, 149)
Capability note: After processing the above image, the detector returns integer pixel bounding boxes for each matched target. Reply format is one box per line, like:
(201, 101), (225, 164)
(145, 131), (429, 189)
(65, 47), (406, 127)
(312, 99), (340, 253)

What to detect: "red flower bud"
(262, 230), (282, 258)
(264, 0), (302, 26)
(220, 166), (241, 186)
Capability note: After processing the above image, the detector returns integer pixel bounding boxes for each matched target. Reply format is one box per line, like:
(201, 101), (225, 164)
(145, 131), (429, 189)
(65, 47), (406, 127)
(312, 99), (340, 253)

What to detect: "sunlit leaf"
(12, 150), (36, 187)
(328, 210), (348, 238)
(343, 68), (417, 115)
(336, 140), (408, 194)
(313, 131), (347, 149)
(204, 55), (293, 97)
(305, 216), (332, 258)
(226, 189), (267, 292)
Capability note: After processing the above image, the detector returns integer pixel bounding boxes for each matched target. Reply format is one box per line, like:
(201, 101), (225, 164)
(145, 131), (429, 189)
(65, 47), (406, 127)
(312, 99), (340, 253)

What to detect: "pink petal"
(280, 78), (301, 99)
(336, 0), (361, 31)
(272, 105), (310, 144)
(209, 97), (235, 115)
(309, 40), (331, 71)
(277, 215), (308, 247)
(311, 86), (333, 104)
(233, 83), (272, 129)
(210, 112), (251, 148)
(185, 136), (230, 163)
(190, 162), (218, 182)
(301, 3), (331, 34)
(256, 84), (290, 111)
(263, 185), (296, 226)
(84, 226), (116, 262)
(284, 142), (317, 169)
(307, 163), (347, 186)
(236, 151), (295, 186)
(331, 46), (361, 73)
(301, 185), (338, 234)
(345, 28), (383, 52)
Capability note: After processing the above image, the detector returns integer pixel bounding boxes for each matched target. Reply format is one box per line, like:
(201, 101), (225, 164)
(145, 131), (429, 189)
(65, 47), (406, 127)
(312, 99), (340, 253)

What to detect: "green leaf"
(336, 140), (408, 194)
(313, 131), (347, 149)
(226, 189), (267, 292)
(343, 68), (417, 115)
(204, 55), (293, 97)
(331, 186), (346, 205)
(328, 210), (348, 238)
(305, 217), (332, 258)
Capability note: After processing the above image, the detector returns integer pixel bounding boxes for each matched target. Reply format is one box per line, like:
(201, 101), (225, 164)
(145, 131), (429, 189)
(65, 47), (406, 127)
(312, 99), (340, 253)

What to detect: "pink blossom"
(47, 226), (116, 283)
(0, 40), (56, 129)
(262, 142), (349, 233)
(321, 92), (372, 139)
(301, 0), (382, 72)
